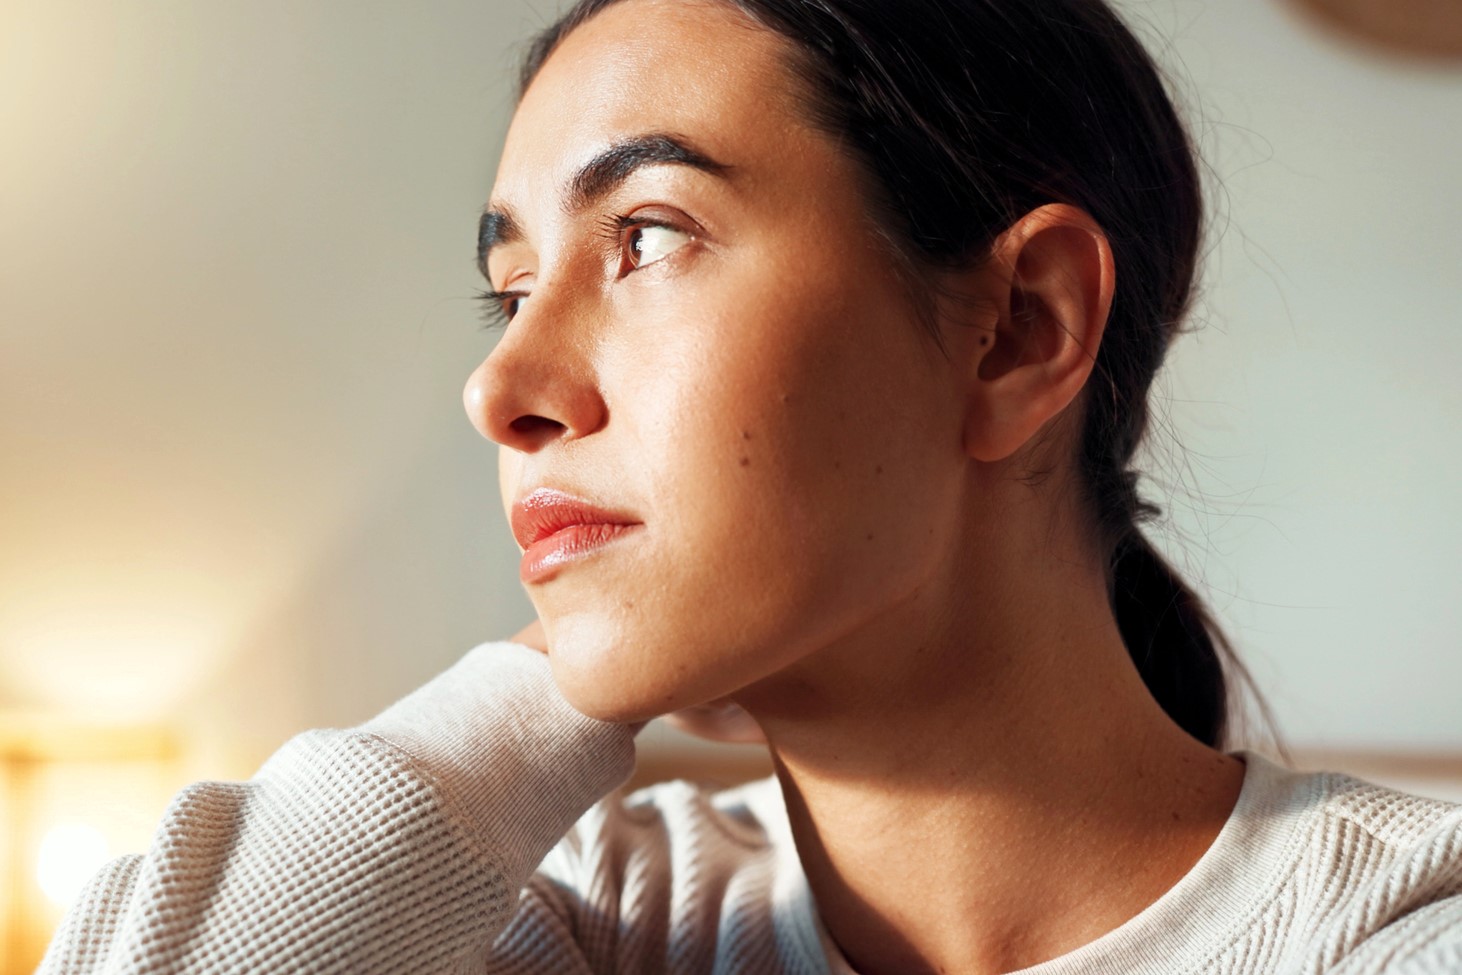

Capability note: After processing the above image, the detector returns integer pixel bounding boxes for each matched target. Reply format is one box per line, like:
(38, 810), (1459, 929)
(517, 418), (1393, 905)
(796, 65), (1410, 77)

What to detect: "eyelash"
(476, 213), (688, 332)
(474, 287), (526, 332)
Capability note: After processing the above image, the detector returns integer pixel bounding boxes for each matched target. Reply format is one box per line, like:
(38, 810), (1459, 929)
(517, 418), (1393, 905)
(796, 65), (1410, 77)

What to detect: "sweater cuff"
(355, 640), (637, 882)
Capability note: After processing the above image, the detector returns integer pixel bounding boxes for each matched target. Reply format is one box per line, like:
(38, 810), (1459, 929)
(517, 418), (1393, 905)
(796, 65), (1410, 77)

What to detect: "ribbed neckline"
(738, 750), (1326, 975)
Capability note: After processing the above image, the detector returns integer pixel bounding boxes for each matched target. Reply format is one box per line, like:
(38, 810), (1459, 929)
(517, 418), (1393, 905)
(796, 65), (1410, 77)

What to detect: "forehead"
(493, 0), (807, 207)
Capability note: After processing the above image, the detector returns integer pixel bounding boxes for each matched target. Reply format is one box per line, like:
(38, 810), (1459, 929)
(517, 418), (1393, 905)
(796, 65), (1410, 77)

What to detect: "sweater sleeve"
(35, 641), (638, 975)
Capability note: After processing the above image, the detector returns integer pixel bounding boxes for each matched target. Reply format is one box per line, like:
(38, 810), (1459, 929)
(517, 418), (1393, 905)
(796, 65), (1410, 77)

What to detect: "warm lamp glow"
(0, 583), (229, 719)
(36, 823), (109, 909)
(1, 717), (182, 973)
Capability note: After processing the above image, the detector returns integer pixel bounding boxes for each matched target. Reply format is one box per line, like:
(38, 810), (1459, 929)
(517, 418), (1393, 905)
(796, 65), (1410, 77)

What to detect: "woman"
(40, 0), (1462, 972)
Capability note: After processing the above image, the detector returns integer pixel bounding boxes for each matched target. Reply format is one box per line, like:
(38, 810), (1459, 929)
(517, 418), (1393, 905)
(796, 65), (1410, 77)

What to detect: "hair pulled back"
(521, 0), (1255, 749)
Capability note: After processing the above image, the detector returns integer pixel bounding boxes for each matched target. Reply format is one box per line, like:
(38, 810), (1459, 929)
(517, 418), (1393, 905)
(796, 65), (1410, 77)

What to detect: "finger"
(662, 700), (767, 744)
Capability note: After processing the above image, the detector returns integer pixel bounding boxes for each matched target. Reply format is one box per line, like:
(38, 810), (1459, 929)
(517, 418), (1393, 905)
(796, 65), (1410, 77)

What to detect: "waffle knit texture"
(37, 641), (1462, 974)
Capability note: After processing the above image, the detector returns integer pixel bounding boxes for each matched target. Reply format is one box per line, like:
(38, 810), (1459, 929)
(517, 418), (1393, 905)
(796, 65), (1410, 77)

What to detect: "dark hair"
(519, 0), (1268, 750)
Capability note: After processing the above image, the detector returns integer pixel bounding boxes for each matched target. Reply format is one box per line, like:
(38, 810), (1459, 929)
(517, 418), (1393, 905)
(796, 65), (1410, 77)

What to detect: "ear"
(950, 204), (1115, 464)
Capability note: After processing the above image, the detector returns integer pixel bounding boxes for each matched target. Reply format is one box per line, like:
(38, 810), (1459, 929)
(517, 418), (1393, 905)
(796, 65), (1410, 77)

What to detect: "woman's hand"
(507, 618), (652, 735)
(661, 699), (767, 744)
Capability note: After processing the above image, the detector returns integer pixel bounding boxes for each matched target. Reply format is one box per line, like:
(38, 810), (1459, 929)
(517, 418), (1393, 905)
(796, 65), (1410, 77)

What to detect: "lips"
(511, 487), (640, 548)
(511, 487), (642, 583)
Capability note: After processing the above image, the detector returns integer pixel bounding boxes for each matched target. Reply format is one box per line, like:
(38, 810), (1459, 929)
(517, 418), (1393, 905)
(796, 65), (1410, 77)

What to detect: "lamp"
(0, 714), (180, 975)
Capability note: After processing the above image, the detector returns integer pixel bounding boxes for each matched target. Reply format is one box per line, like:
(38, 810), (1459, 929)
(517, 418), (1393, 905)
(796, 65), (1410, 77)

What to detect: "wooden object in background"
(627, 746), (775, 793)
(1283, 0), (1462, 59)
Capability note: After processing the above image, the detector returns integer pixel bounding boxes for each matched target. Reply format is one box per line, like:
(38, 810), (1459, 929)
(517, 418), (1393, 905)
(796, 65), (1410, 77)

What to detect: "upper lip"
(511, 487), (641, 549)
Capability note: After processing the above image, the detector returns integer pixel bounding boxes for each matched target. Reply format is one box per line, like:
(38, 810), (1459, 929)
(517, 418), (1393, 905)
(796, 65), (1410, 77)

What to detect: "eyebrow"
(477, 133), (731, 275)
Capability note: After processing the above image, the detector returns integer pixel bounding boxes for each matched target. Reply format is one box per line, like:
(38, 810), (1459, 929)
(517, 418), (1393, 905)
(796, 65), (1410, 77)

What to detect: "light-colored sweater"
(38, 641), (1462, 974)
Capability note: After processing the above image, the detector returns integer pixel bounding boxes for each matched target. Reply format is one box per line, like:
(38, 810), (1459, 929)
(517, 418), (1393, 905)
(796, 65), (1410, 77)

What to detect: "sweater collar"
(742, 750), (1323, 975)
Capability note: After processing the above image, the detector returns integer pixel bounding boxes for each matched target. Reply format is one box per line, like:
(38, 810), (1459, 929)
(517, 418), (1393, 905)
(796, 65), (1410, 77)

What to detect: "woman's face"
(467, 0), (972, 722)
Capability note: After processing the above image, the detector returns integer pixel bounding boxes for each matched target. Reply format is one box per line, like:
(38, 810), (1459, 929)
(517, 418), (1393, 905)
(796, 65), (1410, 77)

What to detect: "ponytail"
(1109, 531), (1230, 748)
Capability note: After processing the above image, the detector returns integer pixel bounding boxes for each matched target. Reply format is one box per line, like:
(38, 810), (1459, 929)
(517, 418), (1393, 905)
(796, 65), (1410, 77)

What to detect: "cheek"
(635, 263), (953, 616)
(541, 241), (959, 718)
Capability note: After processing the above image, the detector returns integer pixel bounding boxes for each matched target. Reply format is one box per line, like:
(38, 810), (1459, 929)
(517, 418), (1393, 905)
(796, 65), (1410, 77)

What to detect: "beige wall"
(2, 0), (1460, 787)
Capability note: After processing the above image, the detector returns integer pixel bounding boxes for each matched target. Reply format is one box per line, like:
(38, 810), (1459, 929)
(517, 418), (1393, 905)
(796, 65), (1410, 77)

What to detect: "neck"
(737, 512), (1246, 975)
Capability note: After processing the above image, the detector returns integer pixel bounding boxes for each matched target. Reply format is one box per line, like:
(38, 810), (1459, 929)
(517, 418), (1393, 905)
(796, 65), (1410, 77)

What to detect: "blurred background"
(1, 0), (1460, 969)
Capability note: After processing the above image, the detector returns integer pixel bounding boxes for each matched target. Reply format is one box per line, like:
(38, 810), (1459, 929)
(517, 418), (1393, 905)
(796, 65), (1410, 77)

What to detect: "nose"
(463, 304), (608, 453)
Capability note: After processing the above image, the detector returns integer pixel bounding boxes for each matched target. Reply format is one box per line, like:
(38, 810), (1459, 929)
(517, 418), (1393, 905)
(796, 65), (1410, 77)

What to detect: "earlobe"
(958, 204), (1114, 464)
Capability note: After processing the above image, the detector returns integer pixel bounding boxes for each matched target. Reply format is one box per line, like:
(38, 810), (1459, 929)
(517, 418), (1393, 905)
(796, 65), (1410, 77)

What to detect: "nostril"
(509, 415), (564, 436)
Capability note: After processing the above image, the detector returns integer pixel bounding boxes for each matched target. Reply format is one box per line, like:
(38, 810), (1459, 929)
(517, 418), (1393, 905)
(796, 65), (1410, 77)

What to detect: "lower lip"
(520, 522), (641, 584)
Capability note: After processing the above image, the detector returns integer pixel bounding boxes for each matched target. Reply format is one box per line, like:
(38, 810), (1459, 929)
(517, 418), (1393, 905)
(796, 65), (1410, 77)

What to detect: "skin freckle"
(740, 456), (751, 466)
(875, 464), (883, 475)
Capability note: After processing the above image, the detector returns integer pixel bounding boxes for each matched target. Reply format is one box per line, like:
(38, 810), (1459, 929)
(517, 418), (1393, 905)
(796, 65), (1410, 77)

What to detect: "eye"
(624, 222), (692, 271)
(475, 288), (527, 332)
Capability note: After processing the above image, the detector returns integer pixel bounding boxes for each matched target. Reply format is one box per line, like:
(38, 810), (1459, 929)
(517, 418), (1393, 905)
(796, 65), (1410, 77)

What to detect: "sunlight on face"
(465, 0), (968, 722)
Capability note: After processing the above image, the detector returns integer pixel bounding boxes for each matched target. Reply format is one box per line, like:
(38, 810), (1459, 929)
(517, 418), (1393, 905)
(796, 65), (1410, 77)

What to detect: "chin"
(543, 609), (758, 726)
(548, 656), (667, 724)
(542, 614), (668, 723)
(558, 683), (656, 724)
